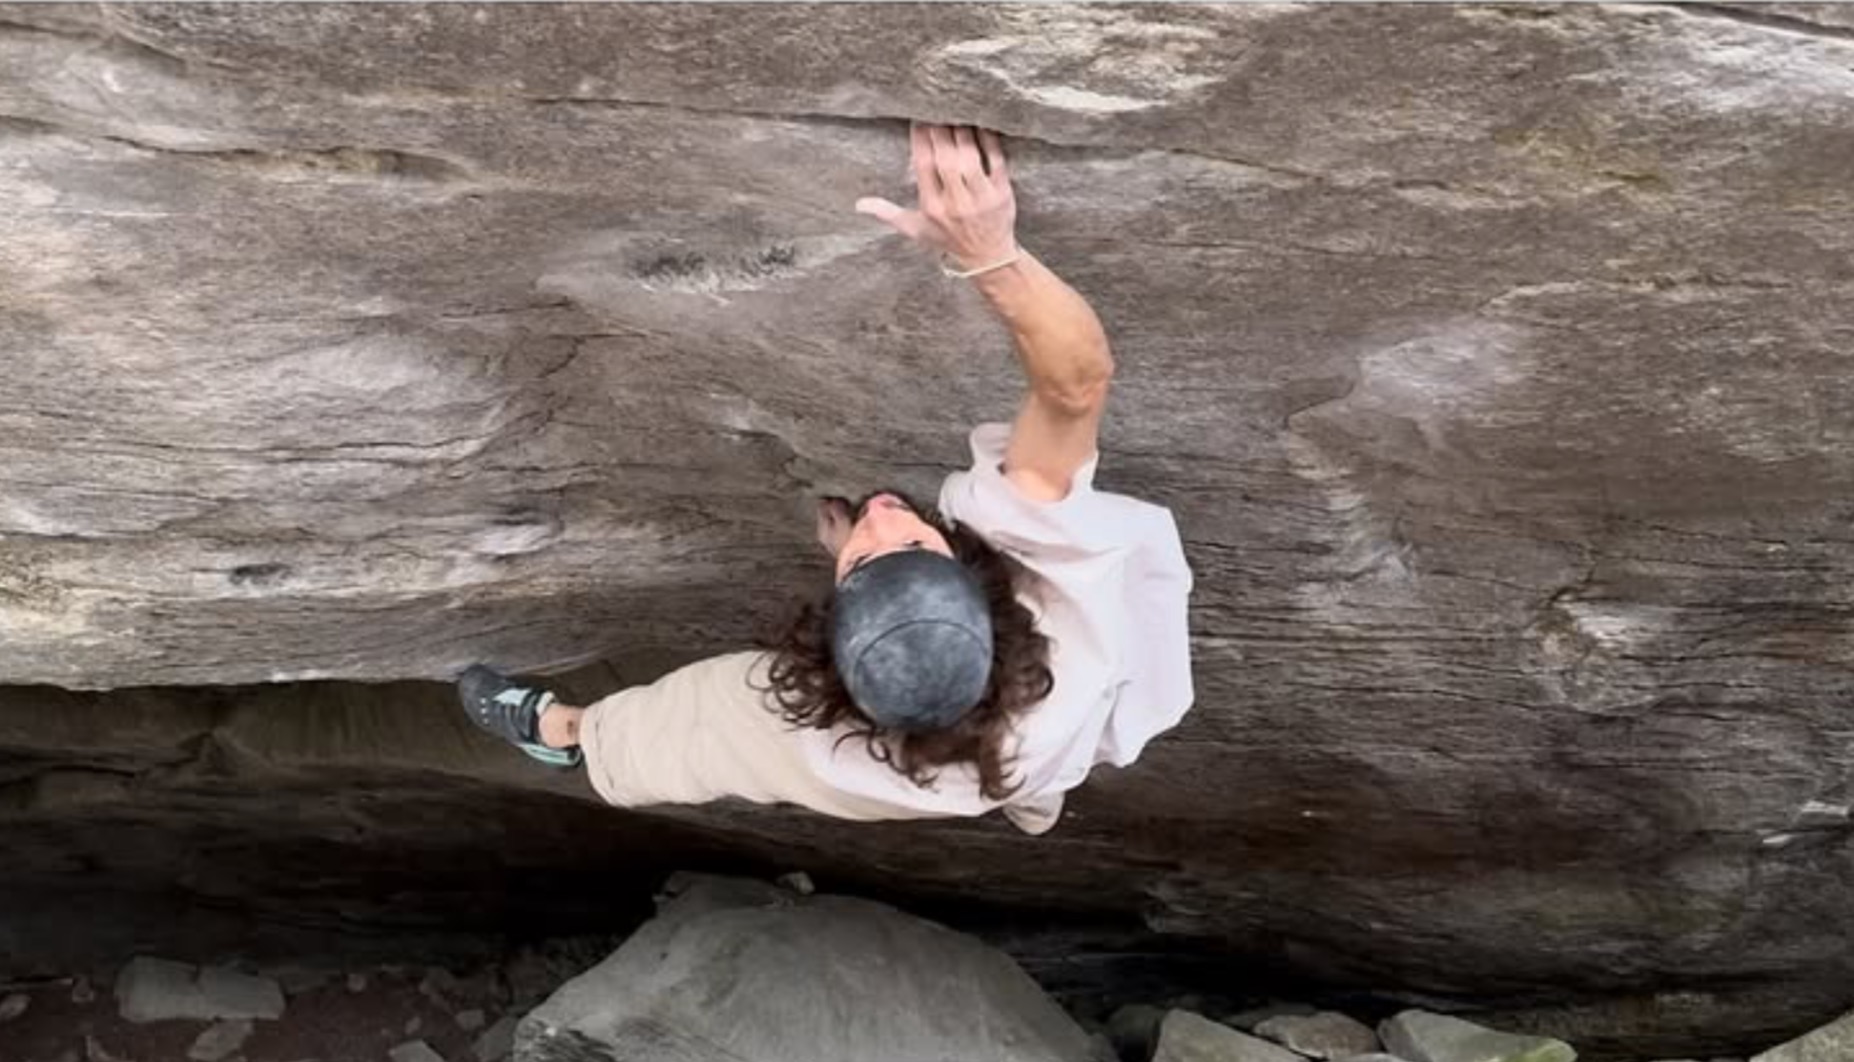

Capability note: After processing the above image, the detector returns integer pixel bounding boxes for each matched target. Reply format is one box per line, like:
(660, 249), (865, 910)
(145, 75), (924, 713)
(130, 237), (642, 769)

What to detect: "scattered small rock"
(1752, 1008), (1854, 1062)
(502, 950), (552, 1010)
(85, 1035), (131, 1062)
(1227, 1002), (1321, 1032)
(346, 971), (368, 993)
(1255, 1011), (1382, 1059)
(390, 1040), (448, 1062)
(1108, 1003), (1167, 1059)
(473, 1014), (518, 1062)
(454, 1008), (486, 1032)
(0, 992), (28, 1022)
(71, 976), (96, 1004)
(200, 965), (287, 1020)
(188, 1019), (255, 1062)
(116, 957), (284, 1023)
(419, 967), (463, 1006)
(777, 871), (816, 895)
(1380, 1010), (1576, 1062)
(264, 963), (336, 996)
(406, 1015), (423, 1035)
(1155, 1010), (1305, 1062)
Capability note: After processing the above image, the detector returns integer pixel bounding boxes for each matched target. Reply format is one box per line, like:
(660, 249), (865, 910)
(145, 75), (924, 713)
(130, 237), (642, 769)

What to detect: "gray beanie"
(830, 549), (994, 731)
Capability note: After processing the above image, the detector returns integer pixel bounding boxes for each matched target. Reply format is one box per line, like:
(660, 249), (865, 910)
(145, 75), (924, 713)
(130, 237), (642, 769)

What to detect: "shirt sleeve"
(937, 424), (1196, 770)
(937, 423), (1133, 560)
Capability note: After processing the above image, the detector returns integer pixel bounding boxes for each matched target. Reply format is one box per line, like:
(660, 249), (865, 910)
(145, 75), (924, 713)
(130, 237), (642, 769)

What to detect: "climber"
(459, 123), (1193, 835)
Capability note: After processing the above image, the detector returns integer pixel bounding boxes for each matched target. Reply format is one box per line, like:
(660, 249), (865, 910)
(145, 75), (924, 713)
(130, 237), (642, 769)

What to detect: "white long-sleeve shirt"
(577, 424), (1195, 834)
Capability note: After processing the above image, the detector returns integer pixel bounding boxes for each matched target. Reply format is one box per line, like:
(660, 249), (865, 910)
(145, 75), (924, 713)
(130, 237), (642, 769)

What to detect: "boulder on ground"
(186, 1020), (254, 1062)
(1380, 1010), (1575, 1062)
(517, 874), (1109, 1062)
(1154, 1010), (1305, 1062)
(115, 957), (285, 1023)
(1255, 1011), (1382, 1058)
(391, 1042), (449, 1062)
(1751, 1009), (1854, 1062)
(1110, 1003), (1170, 1060)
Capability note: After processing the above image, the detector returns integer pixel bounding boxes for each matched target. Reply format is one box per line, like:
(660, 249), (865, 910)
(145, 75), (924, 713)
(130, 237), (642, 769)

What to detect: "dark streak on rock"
(635, 252), (707, 282)
(0, 114), (61, 139)
(742, 243), (797, 276)
(0, 13), (237, 75)
(1653, 2), (1854, 43)
(11, 114), (473, 182)
(119, 142), (473, 184)
(228, 563), (291, 587)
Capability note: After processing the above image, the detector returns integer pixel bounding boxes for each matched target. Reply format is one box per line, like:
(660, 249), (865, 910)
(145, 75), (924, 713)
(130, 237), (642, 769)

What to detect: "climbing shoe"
(457, 665), (582, 768)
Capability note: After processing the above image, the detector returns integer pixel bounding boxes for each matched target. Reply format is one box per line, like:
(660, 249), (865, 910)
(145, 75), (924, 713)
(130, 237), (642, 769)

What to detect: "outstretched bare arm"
(857, 124), (1113, 502)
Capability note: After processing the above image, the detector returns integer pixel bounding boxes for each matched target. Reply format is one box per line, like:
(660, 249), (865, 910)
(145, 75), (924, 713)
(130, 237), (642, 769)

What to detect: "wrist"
(942, 245), (1025, 281)
(966, 249), (1035, 294)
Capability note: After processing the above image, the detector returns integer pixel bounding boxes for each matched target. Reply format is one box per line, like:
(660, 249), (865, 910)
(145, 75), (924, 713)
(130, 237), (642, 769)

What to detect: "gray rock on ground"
(1255, 1011), (1383, 1059)
(85, 1035), (129, 1062)
(516, 874), (1108, 1062)
(115, 957), (286, 1023)
(263, 963), (337, 996)
(1380, 1010), (1575, 1062)
(1110, 1004), (1169, 1060)
(1154, 1010), (1306, 1062)
(1228, 1003), (1322, 1032)
(473, 1015), (518, 1062)
(391, 1041), (449, 1062)
(455, 1008), (486, 1031)
(187, 1020), (255, 1062)
(1751, 1009), (1854, 1062)
(0, 992), (28, 1022)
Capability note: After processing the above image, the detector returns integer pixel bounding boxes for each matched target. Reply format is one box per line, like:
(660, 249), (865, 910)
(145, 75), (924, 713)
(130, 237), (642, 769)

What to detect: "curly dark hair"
(758, 500), (1053, 801)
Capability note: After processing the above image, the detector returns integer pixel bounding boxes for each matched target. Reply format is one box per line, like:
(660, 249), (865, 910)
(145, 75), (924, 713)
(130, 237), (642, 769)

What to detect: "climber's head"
(830, 492), (954, 582)
(830, 492), (989, 732)
(761, 490), (1052, 801)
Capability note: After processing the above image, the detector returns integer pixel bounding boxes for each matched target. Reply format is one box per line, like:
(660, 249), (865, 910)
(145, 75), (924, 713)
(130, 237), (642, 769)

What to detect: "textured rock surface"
(1382, 1010), (1575, 1062)
(1256, 1011), (1382, 1059)
(1155, 1010), (1306, 1062)
(1751, 1009), (1854, 1062)
(186, 1019), (254, 1062)
(2, 4), (1854, 1059)
(115, 957), (284, 1023)
(516, 874), (1108, 1062)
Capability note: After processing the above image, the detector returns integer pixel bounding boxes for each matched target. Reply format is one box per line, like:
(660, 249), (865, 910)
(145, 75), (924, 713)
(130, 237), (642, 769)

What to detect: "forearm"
(971, 252), (1115, 412)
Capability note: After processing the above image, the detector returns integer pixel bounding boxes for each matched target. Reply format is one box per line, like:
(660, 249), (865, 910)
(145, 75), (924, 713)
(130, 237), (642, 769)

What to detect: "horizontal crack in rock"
(1646, 2), (1854, 43)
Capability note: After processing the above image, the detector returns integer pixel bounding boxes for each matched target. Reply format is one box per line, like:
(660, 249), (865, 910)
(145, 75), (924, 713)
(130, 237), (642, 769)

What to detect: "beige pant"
(577, 651), (1062, 834)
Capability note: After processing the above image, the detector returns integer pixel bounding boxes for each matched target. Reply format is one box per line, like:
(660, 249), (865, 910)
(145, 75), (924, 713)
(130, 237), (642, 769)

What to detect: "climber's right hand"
(855, 123), (1017, 271)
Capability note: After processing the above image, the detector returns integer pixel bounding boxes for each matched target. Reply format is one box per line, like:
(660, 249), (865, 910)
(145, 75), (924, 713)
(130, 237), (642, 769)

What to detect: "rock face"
(516, 875), (1108, 1062)
(2, 4), (1853, 1059)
